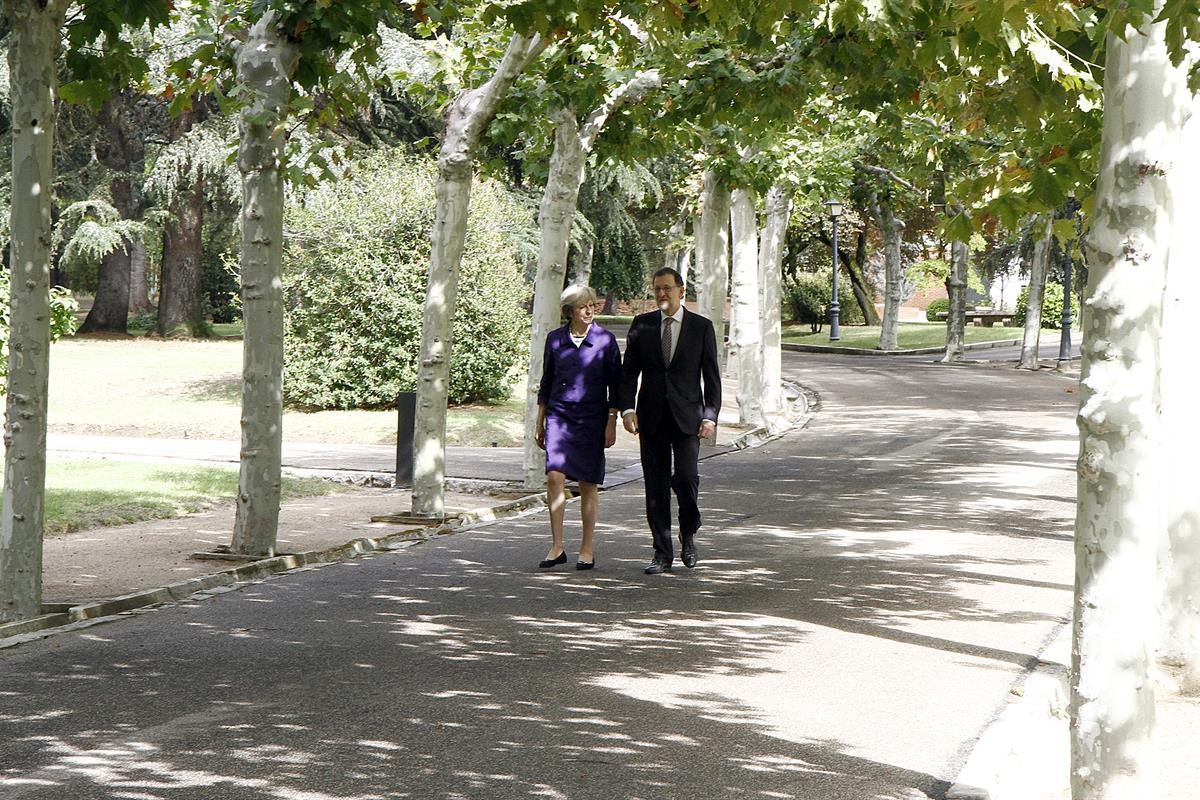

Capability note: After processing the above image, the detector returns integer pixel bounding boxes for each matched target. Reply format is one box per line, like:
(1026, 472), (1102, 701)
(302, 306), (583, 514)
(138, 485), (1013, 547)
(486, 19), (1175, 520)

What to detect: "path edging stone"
(783, 338), (1021, 356)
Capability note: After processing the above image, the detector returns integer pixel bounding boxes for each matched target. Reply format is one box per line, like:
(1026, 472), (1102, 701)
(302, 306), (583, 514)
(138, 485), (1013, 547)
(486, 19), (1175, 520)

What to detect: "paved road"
(0, 352), (1078, 799)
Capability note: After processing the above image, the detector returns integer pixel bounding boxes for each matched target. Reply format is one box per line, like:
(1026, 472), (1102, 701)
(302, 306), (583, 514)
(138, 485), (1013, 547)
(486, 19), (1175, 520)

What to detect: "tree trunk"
(730, 187), (764, 428)
(943, 208), (969, 363)
(520, 70), (659, 489)
(1, 0), (67, 624)
(1018, 215), (1054, 370)
(413, 34), (546, 516)
(1158, 96), (1200, 690)
(523, 108), (585, 489)
(229, 13), (299, 557)
(665, 215), (690, 286)
(1071, 9), (1190, 798)
(78, 92), (144, 335)
(157, 180), (207, 337)
(573, 238), (594, 286)
(759, 184), (790, 423)
(868, 190), (905, 350)
(695, 170), (730, 373)
(128, 239), (151, 312)
(818, 229), (879, 325)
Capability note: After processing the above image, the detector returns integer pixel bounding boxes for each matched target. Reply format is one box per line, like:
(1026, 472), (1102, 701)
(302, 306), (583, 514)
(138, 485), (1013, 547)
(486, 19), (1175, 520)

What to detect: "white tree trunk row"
(696, 171), (731, 375)
(868, 190), (905, 351)
(759, 184), (791, 423)
(943, 209), (969, 364)
(729, 188), (764, 428)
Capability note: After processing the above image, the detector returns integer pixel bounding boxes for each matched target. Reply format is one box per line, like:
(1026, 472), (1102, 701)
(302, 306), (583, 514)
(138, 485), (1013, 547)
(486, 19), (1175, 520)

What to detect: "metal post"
(829, 212), (841, 342)
(395, 392), (416, 487)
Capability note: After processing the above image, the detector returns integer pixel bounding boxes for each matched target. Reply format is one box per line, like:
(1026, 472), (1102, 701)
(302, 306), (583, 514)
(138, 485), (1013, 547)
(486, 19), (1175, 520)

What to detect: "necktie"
(662, 317), (674, 365)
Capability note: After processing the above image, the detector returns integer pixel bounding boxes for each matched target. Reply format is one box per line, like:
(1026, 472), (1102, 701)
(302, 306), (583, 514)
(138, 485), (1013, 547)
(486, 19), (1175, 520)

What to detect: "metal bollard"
(395, 392), (416, 487)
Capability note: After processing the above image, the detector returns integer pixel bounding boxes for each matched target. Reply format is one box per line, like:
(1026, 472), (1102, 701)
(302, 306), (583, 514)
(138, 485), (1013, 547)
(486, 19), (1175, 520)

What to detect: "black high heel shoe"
(538, 551), (567, 569)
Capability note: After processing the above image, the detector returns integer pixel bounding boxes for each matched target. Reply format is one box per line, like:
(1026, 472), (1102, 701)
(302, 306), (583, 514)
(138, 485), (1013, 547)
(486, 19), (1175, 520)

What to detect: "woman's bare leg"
(579, 481), (598, 562)
(546, 471), (567, 559)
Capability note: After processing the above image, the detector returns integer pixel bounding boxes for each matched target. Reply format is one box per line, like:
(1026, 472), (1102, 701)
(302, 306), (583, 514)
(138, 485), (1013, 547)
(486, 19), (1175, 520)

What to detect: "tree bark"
(759, 184), (790, 423)
(665, 215), (691, 287)
(1, 0), (67, 624)
(867, 190), (904, 350)
(78, 92), (144, 335)
(128, 239), (151, 312)
(573, 238), (594, 286)
(729, 187), (763, 428)
(520, 69), (658, 489)
(1071, 9), (1190, 798)
(157, 179), (207, 337)
(943, 207), (969, 364)
(1158, 96), (1200, 690)
(413, 34), (546, 516)
(695, 170), (730, 373)
(1018, 215), (1054, 370)
(229, 13), (299, 557)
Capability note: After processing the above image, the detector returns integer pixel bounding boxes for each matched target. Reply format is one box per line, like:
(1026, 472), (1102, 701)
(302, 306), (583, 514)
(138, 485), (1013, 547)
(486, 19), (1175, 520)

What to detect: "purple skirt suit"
(537, 324), (622, 485)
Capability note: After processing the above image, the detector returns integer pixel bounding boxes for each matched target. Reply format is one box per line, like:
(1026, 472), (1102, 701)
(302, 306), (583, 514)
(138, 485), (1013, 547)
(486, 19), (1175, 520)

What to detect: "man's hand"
(623, 412), (639, 435)
(698, 419), (716, 439)
(605, 416), (617, 448)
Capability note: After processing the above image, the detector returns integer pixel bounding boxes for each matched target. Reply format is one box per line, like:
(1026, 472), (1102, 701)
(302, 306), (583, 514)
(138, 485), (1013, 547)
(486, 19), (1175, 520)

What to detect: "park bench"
(934, 310), (1017, 327)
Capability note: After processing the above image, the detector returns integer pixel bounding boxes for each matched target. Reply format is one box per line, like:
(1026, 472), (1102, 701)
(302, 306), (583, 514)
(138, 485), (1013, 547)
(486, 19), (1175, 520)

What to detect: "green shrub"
(783, 270), (863, 331)
(1015, 281), (1065, 329)
(283, 149), (534, 409)
(925, 297), (950, 321)
(0, 273), (79, 383)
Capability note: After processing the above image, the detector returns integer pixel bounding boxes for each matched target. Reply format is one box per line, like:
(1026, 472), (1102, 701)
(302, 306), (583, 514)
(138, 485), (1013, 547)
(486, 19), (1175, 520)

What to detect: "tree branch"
(579, 69), (661, 153)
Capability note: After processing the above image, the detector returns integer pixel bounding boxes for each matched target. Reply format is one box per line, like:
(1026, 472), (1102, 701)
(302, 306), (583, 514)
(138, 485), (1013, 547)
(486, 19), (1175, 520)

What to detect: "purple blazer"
(537, 324), (621, 410)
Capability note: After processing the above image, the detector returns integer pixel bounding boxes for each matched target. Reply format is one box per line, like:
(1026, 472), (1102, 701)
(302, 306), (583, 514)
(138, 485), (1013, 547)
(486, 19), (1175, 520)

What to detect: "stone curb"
(947, 618), (1072, 800)
(783, 338), (1021, 356)
(0, 383), (812, 649)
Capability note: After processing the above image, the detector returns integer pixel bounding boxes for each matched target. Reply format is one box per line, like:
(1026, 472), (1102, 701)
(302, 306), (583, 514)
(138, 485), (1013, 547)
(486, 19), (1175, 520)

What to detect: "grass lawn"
(782, 322), (1029, 350)
(34, 459), (342, 536)
(50, 337), (524, 446)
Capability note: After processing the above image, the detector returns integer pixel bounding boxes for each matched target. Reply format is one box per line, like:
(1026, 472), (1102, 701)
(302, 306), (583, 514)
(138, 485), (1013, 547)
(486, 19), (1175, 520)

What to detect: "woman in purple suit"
(535, 285), (621, 570)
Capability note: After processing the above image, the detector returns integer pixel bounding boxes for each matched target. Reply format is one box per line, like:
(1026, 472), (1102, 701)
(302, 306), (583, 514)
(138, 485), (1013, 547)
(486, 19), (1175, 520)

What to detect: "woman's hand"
(605, 415), (617, 448)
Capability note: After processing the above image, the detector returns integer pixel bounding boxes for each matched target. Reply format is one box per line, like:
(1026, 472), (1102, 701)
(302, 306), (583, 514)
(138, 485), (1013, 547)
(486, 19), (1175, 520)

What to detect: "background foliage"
(282, 149), (535, 409)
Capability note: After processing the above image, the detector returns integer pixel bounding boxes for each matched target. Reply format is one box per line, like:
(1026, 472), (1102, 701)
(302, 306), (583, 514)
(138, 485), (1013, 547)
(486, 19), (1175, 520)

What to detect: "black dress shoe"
(681, 540), (697, 569)
(644, 559), (672, 575)
(576, 560), (595, 570)
(538, 552), (567, 568)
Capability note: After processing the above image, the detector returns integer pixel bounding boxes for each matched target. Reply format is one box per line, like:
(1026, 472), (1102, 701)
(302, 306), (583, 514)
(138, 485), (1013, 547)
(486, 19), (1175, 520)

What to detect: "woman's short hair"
(561, 285), (598, 320)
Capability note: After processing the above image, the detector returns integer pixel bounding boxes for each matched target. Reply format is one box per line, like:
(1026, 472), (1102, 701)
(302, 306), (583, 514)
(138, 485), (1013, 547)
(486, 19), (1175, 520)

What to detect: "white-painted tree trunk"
(0, 0), (66, 623)
(1158, 95), (1200, 691)
(413, 34), (546, 516)
(695, 171), (730, 373)
(664, 216), (691, 287)
(730, 187), (764, 428)
(868, 190), (905, 351)
(1071, 10), (1191, 798)
(521, 71), (660, 490)
(230, 13), (299, 557)
(759, 184), (791, 423)
(943, 217), (969, 363)
(1019, 215), (1055, 370)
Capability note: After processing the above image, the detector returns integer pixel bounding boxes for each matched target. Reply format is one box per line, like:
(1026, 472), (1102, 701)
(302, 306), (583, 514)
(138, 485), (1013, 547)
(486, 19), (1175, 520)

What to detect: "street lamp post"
(826, 200), (843, 342)
(1058, 197), (1078, 365)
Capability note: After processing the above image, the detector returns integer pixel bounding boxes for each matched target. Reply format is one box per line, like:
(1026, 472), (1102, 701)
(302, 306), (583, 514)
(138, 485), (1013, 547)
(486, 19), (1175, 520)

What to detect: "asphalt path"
(0, 352), (1079, 800)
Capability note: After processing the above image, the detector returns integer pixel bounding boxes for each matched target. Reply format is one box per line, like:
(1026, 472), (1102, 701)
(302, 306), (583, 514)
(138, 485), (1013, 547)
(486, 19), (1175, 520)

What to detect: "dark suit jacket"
(619, 308), (721, 436)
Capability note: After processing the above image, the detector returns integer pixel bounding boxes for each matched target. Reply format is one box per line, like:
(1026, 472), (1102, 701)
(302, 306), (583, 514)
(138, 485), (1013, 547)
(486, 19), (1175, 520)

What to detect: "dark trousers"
(639, 410), (701, 563)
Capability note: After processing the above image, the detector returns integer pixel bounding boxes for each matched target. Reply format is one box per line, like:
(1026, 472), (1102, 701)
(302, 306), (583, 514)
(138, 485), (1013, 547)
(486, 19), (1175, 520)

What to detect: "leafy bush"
(283, 149), (534, 409)
(1015, 281), (1066, 329)
(925, 297), (950, 321)
(0, 273), (80, 383)
(784, 270), (863, 331)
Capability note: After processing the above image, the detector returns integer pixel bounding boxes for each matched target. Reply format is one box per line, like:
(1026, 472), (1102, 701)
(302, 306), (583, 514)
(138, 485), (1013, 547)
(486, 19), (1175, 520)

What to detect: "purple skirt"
(545, 401), (606, 485)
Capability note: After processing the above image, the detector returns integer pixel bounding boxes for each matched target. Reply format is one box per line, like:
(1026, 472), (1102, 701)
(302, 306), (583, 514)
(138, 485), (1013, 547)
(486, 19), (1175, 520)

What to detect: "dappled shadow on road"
(0, 357), (1074, 800)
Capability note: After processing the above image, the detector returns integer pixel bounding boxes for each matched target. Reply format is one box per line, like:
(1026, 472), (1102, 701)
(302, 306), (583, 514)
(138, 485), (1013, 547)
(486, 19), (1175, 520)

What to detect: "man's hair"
(653, 267), (684, 287)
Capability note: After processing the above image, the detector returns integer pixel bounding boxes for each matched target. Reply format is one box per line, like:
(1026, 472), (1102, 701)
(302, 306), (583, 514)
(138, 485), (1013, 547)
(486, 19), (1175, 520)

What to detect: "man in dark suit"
(620, 267), (722, 574)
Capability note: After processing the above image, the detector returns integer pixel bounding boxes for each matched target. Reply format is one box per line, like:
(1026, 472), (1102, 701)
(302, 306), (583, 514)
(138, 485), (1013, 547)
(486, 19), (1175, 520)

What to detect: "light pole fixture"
(826, 200), (844, 342)
(1058, 196), (1079, 366)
